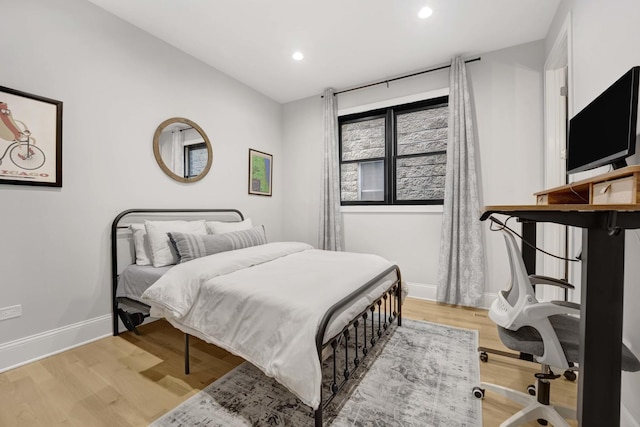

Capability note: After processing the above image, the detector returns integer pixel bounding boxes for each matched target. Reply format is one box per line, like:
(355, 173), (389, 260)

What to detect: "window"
(359, 160), (384, 201)
(339, 96), (448, 205)
(184, 143), (208, 178)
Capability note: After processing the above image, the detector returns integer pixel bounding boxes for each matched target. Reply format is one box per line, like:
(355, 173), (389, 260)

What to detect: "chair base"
(478, 382), (576, 427)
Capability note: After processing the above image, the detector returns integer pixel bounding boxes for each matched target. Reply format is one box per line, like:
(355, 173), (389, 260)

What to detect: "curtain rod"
(326, 57), (481, 97)
(172, 126), (194, 132)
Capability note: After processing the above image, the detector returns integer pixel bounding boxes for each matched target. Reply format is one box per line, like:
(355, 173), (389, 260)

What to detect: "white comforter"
(140, 242), (397, 409)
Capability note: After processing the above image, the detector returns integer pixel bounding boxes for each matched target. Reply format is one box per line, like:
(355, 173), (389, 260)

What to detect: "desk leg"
(521, 220), (536, 275)
(578, 226), (625, 427)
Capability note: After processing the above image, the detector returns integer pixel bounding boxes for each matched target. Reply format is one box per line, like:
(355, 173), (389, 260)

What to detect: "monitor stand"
(612, 159), (629, 170)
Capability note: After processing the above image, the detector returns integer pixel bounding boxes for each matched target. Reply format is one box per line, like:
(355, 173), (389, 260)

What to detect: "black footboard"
(313, 265), (402, 426)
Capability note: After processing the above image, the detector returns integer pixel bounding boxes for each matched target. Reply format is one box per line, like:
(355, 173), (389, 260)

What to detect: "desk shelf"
(535, 165), (640, 206)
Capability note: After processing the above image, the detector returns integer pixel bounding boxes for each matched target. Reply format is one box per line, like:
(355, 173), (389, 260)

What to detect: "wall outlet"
(0, 304), (22, 321)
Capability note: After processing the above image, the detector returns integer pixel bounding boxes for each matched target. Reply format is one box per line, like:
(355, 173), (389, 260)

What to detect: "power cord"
(568, 184), (589, 203)
(488, 216), (581, 263)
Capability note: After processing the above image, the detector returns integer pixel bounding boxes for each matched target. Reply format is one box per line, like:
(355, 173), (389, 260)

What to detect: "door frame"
(541, 13), (573, 302)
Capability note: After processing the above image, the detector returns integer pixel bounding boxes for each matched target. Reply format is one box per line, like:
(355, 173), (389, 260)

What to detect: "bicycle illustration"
(0, 101), (45, 170)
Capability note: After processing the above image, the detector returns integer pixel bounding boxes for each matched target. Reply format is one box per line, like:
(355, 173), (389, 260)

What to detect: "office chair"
(478, 217), (577, 386)
(478, 272), (578, 385)
(473, 224), (640, 427)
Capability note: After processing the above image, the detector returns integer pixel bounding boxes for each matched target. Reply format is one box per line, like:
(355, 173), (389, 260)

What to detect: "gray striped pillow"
(168, 225), (267, 263)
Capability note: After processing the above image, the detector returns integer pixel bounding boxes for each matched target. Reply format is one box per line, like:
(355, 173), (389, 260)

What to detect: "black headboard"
(110, 208), (244, 335)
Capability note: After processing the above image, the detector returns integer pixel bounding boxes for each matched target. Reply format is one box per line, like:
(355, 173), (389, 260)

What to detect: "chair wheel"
(472, 386), (485, 399)
(564, 370), (577, 381)
(527, 384), (536, 396)
(479, 351), (488, 362)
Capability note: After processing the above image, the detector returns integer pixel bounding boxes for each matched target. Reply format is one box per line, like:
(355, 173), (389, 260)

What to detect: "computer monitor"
(567, 66), (640, 174)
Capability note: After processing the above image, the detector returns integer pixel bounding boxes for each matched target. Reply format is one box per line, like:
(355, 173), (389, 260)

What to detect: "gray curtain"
(436, 57), (485, 307)
(318, 88), (344, 251)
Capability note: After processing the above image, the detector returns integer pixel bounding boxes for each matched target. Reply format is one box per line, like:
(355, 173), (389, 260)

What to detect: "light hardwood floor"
(0, 298), (577, 426)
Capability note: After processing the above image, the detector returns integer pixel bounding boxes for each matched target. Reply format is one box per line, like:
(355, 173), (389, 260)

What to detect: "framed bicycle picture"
(0, 86), (63, 187)
(248, 148), (272, 196)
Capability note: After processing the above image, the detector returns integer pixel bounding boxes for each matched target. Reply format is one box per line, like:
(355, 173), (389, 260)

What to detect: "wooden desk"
(482, 204), (640, 427)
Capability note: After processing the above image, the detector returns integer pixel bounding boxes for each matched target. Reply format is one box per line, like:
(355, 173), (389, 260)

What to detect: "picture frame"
(0, 86), (63, 187)
(248, 148), (272, 196)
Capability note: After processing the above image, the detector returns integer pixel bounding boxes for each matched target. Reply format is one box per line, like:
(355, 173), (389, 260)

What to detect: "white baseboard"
(482, 293), (498, 310)
(405, 281), (495, 310)
(0, 314), (112, 373)
(0, 286), (500, 374)
(622, 403), (640, 427)
(405, 281), (438, 301)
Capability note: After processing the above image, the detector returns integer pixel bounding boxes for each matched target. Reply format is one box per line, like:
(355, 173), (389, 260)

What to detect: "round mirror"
(153, 117), (213, 183)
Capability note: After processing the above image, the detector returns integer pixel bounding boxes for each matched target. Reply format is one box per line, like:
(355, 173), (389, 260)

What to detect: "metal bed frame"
(314, 265), (401, 426)
(111, 208), (245, 336)
(111, 208), (402, 426)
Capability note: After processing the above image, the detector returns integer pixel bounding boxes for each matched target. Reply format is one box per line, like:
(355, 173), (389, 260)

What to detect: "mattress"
(141, 242), (401, 409)
(116, 264), (172, 300)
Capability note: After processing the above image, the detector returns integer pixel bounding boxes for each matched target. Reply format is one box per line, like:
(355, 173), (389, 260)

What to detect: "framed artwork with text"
(0, 85), (62, 187)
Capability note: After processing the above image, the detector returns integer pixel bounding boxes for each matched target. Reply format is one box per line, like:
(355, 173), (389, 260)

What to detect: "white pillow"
(129, 224), (152, 266)
(206, 218), (253, 234)
(145, 220), (208, 267)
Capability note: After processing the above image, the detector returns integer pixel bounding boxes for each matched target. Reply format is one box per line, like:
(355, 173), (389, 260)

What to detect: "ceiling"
(87, 0), (560, 104)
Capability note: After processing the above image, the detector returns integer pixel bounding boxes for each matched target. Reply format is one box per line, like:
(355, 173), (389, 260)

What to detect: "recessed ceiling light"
(418, 6), (433, 19)
(292, 51), (304, 61)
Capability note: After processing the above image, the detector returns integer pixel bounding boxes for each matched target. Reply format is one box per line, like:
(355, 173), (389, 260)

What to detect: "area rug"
(150, 319), (481, 426)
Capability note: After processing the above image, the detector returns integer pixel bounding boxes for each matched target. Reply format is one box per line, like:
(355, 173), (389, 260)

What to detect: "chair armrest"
(523, 301), (581, 321)
(529, 274), (575, 290)
(551, 300), (581, 311)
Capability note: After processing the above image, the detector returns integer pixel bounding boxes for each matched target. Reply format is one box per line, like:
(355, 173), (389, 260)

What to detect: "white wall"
(282, 40), (545, 304)
(547, 1), (640, 425)
(0, 0), (283, 368)
(281, 96), (324, 247)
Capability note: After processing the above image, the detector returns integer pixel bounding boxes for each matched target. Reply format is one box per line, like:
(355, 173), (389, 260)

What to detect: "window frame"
(339, 95), (448, 206)
(183, 142), (208, 179)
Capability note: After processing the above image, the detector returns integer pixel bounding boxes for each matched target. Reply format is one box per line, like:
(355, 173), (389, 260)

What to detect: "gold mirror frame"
(153, 117), (213, 183)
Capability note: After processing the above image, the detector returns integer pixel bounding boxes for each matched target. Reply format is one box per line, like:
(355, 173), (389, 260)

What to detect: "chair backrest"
(488, 227), (538, 330)
(488, 225), (571, 368)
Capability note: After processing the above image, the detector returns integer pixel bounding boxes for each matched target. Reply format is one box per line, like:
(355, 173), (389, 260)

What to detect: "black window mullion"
(340, 157), (386, 165)
(390, 108), (398, 204)
(385, 109), (394, 205)
(184, 146), (189, 178)
(396, 150), (446, 160)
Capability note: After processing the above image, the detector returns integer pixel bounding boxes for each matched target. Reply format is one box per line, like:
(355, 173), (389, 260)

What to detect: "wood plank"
(485, 203), (640, 212)
(533, 165), (640, 196)
(532, 166), (640, 207)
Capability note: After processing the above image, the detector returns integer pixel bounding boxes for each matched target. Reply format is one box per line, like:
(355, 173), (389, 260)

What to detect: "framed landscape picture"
(0, 85), (63, 187)
(248, 148), (272, 196)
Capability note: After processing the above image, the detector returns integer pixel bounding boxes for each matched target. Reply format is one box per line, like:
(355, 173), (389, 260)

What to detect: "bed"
(111, 208), (403, 426)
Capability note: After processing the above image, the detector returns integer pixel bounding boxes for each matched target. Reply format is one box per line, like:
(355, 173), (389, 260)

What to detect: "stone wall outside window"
(340, 98), (448, 204)
(396, 107), (447, 200)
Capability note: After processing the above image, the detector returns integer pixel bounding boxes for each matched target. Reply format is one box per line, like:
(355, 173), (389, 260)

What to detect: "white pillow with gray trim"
(144, 220), (208, 267)
(206, 218), (253, 234)
(169, 225), (267, 263)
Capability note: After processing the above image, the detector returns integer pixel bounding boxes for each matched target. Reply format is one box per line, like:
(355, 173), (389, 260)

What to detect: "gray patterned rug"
(151, 319), (481, 426)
